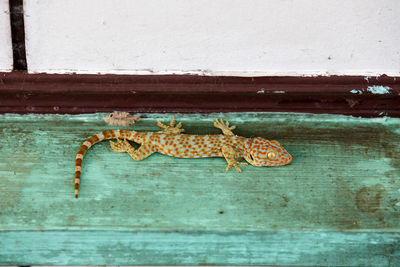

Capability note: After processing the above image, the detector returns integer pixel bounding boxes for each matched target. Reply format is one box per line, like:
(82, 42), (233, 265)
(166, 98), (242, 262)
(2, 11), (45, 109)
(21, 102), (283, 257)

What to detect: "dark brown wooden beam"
(9, 0), (27, 70)
(0, 72), (399, 117)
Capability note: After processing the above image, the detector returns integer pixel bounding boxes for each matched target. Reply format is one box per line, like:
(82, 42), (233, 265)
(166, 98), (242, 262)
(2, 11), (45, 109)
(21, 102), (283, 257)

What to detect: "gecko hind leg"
(110, 138), (132, 152)
(221, 145), (248, 172)
(110, 139), (156, 161)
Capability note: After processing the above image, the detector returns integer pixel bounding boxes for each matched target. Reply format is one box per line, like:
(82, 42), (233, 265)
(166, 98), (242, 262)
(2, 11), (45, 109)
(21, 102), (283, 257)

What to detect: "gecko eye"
(268, 151), (277, 159)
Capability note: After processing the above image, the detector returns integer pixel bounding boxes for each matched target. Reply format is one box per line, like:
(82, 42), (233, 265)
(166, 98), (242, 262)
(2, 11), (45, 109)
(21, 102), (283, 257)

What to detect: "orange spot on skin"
(103, 131), (113, 139)
(85, 138), (94, 145)
(90, 135), (100, 143)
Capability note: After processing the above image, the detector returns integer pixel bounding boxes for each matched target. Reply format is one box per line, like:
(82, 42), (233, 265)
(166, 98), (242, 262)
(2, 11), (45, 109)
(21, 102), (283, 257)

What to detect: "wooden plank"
(23, 0), (400, 76)
(1, 72), (400, 116)
(0, 112), (399, 265)
(1, 231), (399, 266)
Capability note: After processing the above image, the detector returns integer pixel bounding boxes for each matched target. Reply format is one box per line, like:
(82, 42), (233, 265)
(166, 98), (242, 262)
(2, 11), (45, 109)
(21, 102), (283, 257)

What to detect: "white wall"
(0, 0), (12, 72)
(24, 0), (400, 76)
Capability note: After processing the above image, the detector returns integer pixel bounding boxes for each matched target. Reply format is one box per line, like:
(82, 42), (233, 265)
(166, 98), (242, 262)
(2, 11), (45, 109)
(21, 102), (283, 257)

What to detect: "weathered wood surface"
(0, 113), (399, 265)
(2, 72), (400, 116)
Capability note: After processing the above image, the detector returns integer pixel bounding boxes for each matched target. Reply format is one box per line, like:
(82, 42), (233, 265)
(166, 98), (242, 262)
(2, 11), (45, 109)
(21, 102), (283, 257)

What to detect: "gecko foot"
(226, 161), (248, 172)
(110, 138), (132, 153)
(214, 119), (236, 136)
(157, 117), (184, 134)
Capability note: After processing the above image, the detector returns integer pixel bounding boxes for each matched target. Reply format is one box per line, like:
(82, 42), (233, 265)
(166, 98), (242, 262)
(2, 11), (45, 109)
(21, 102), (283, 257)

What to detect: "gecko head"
(244, 137), (292, 166)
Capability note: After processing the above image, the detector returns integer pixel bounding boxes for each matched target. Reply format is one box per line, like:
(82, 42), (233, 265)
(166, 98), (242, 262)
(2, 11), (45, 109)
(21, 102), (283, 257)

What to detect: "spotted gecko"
(74, 118), (292, 198)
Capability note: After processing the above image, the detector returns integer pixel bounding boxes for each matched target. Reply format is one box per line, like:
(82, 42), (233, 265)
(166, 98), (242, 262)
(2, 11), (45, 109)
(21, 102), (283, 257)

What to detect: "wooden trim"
(1, 71), (399, 116)
(9, 0), (27, 70)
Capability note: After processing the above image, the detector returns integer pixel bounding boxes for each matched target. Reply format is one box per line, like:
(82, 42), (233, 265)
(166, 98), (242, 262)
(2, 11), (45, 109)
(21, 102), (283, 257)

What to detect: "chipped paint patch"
(364, 76), (371, 82)
(350, 89), (363, 94)
(257, 89), (285, 94)
(367, 85), (391, 95)
(351, 86), (391, 95)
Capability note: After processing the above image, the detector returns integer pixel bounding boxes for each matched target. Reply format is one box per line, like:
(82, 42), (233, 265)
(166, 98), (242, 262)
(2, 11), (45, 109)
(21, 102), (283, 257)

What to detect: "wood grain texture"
(1, 72), (400, 116)
(0, 112), (399, 265)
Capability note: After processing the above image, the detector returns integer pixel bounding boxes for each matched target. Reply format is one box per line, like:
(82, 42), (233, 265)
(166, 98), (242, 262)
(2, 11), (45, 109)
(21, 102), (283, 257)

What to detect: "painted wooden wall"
(0, 0), (12, 72)
(0, 113), (400, 265)
(24, 0), (400, 76)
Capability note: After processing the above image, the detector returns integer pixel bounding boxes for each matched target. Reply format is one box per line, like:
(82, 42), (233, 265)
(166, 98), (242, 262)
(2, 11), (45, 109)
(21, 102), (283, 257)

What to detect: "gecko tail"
(74, 130), (135, 198)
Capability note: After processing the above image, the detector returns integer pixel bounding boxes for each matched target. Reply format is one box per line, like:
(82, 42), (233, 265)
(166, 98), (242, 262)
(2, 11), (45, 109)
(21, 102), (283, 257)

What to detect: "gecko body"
(74, 118), (292, 198)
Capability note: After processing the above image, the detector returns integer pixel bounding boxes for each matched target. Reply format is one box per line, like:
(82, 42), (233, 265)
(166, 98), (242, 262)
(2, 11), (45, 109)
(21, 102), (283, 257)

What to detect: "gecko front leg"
(214, 119), (236, 136)
(157, 117), (185, 134)
(110, 139), (156, 161)
(221, 145), (248, 172)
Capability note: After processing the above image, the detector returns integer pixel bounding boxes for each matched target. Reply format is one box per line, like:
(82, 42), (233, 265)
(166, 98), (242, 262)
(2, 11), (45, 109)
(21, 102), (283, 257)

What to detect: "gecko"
(74, 118), (292, 198)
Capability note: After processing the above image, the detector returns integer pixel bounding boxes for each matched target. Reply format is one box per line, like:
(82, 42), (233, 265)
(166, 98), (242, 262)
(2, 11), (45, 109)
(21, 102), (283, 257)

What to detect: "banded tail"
(75, 129), (135, 198)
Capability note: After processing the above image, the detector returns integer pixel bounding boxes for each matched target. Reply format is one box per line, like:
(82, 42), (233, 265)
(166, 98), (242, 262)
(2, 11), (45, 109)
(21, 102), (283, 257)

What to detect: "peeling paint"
(351, 86), (391, 95)
(350, 89), (363, 94)
(367, 85), (391, 95)
(257, 89), (285, 94)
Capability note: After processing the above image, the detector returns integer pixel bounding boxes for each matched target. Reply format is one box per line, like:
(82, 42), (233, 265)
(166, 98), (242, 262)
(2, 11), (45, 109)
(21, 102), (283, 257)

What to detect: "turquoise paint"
(0, 112), (399, 265)
(0, 230), (399, 266)
(256, 89), (285, 94)
(350, 89), (362, 94)
(367, 85), (391, 94)
(351, 86), (391, 95)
